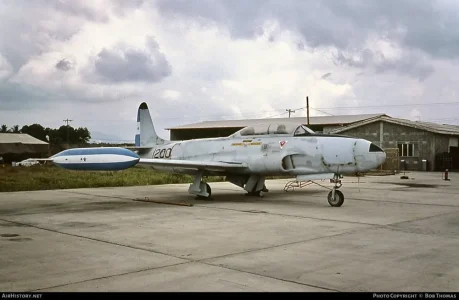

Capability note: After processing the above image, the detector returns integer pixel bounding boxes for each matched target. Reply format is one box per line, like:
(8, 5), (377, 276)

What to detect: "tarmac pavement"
(1, 171), (458, 292)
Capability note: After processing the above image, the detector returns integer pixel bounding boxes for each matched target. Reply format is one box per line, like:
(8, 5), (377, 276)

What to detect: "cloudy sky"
(1, 0), (459, 142)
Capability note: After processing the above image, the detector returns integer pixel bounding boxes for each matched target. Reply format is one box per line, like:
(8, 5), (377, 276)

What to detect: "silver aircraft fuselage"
(138, 133), (386, 177)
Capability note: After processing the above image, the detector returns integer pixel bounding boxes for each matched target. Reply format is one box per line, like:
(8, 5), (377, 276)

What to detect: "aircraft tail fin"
(135, 102), (169, 147)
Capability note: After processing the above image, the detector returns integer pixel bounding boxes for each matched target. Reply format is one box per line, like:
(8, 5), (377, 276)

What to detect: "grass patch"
(0, 164), (227, 192)
(0, 164), (294, 192)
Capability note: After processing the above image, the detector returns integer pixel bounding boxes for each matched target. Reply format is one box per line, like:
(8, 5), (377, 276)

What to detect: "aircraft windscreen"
(294, 125), (315, 136)
(302, 125), (315, 134)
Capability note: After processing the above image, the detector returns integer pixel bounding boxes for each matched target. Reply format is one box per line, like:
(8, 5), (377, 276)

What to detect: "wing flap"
(137, 158), (248, 171)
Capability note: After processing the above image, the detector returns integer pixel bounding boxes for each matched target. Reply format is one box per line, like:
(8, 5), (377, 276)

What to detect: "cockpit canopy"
(232, 123), (315, 137)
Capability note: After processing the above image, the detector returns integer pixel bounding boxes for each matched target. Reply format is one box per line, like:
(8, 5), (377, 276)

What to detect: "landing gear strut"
(327, 174), (344, 207)
(244, 175), (267, 197)
(188, 171), (212, 200)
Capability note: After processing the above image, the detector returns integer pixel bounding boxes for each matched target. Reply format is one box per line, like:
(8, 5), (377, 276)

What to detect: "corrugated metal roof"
(330, 115), (459, 135)
(0, 133), (48, 144)
(166, 113), (387, 130)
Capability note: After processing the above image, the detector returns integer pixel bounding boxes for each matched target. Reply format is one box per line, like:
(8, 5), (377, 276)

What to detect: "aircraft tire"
(327, 190), (344, 207)
(245, 191), (263, 197)
(195, 182), (212, 200)
(205, 183), (212, 199)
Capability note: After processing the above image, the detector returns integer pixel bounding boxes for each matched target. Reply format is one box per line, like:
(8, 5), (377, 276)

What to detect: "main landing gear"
(244, 175), (268, 197)
(188, 171), (212, 200)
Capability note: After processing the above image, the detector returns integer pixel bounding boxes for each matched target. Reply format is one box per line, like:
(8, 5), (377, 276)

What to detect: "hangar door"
(450, 146), (459, 171)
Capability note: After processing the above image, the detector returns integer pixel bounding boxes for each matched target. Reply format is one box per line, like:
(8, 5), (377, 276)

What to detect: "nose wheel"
(328, 190), (344, 207)
(328, 174), (344, 207)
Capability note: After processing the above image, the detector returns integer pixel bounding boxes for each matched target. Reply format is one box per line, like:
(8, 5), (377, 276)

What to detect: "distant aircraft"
(35, 102), (386, 207)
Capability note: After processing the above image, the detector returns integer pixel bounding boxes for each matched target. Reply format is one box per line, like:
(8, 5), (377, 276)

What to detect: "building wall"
(0, 143), (49, 163)
(336, 121), (442, 171)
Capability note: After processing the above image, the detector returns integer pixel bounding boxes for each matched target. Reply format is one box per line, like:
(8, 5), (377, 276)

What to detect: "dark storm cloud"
(55, 59), (73, 71)
(154, 0), (459, 60)
(92, 37), (172, 83)
(0, 0), (145, 73)
(0, 1), (90, 72)
(157, 0), (459, 57)
(332, 48), (434, 81)
(49, 0), (109, 23)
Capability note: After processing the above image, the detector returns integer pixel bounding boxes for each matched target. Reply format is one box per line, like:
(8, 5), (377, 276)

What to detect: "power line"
(57, 101), (459, 125)
(310, 107), (335, 116)
(314, 101), (459, 110)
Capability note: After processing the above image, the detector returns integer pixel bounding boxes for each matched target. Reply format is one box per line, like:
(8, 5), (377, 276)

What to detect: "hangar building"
(329, 115), (459, 172)
(0, 133), (49, 163)
(166, 113), (387, 141)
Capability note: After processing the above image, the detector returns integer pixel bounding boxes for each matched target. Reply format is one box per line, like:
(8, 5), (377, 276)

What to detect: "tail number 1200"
(153, 148), (172, 159)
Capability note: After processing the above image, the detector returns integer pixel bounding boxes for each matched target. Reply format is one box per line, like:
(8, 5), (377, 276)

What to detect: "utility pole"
(286, 108), (295, 118)
(306, 96), (310, 125)
(63, 118), (73, 146)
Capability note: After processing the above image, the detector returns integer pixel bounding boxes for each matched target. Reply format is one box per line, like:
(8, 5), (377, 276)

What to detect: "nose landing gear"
(328, 173), (344, 207)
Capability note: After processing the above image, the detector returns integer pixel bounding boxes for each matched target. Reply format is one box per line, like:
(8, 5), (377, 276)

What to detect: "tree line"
(1, 123), (91, 146)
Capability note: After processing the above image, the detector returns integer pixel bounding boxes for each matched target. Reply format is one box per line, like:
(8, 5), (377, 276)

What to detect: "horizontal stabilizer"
(296, 173), (335, 182)
(125, 146), (153, 151)
(24, 158), (54, 162)
(137, 158), (248, 171)
(124, 146), (153, 151)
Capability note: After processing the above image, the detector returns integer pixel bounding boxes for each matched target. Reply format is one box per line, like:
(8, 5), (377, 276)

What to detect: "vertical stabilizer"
(135, 102), (168, 147)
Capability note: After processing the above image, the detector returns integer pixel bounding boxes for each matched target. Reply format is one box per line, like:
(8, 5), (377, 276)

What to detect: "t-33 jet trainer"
(38, 102), (386, 207)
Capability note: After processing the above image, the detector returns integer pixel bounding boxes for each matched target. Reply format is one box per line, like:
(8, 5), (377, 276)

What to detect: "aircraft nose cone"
(379, 151), (387, 165)
(354, 139), (386, 172)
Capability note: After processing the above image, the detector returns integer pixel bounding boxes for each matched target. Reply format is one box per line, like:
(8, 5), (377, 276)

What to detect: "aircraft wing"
(137, 158), (248, 172)
(22, 158), (54, 162)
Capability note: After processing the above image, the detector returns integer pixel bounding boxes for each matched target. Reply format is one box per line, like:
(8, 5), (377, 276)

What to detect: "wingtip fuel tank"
(51, 147), (140, 171)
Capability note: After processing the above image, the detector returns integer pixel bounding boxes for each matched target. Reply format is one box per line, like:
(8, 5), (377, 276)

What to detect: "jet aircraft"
(37, 102), (386, 207)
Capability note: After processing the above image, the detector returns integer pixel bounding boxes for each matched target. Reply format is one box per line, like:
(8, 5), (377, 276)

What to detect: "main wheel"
(196, 182), (212, 200)
(205, 183), (212, 199)
(245, 191), (263, 197)
(327, 190), (344, 207)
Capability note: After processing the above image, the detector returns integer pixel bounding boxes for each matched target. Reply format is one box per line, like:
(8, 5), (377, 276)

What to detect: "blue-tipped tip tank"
(51, 147), (140, 171)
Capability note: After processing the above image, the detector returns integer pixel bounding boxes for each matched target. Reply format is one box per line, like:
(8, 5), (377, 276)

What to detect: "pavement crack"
(195, 227), (374, 263)
(383, 210), (459, 227)
(195, 204), (380, 226)
(199, 261), (340, 292)
(30, 261), (191, 292)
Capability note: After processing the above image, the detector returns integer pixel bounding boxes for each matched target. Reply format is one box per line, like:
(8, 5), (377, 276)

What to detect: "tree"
(75, 127), (91, 144)
(4, 123), (92, 146)
(21, 124), (47, 142)
(10, 125), (20, 133)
